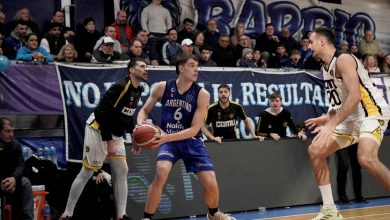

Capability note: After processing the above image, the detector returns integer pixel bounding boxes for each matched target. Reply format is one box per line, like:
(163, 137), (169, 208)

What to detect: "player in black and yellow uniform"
(256, 92), (307, 141)
(202, 84), (264, 143)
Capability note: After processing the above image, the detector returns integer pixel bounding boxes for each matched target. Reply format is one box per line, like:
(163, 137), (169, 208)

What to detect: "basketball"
(133, 123), (160, 149)
(0, 55), (10, 72)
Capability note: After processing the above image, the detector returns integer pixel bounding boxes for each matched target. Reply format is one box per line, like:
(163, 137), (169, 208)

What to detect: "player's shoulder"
(229, 100), (243, 108)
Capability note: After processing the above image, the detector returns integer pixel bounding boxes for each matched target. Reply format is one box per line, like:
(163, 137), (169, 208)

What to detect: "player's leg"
(357, 118), (390, 190)
(143, 160), (173, 218)
(60, 125), (106, 219)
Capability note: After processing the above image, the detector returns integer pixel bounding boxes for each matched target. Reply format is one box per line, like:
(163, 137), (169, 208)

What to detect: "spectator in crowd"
(141, 0), (172, 64)
(239, 48), (257, 68)
(0, 5), (5, 35)
(40, 22), (67, 60)
(4, 7), (40, 38)
(303, 55), (322, 70)
(255, 22), (279, 62)
(363, 54), (381, 73)
(268, 43), (289, 68)
(211, 34), (236, 67)
(77, 17), (101, 62)
(161, 28), (180, 65)
(203, 18), (220, 52)
(0, 33), (4, 55)
(202, 84), (264, 143)
(230, 22), (246, 48)
(358, 30), (384, 59)
(0, 117), (34, 220)
(59, 59), (147, 220)
(127, 38), (150, 64)
(91, 36), (126, 63)
(135, 54), (234, 220)
(253, 49), (266, 68)
(339, 41), (349, 53)
(94, 26), (122, 53)
(3, 20), (27, 60)
(284, 49), (302, 69)
(192, 31), (205, 57)
(180, 38), (194, 56)
(57, 44), (78, 62)
(336, 143), (368, 204)
(350, 44), (362, 61)
(198, 45), (216, 67)
(256, 92), (307, 141)
(111, 10), (133, 54)
(44, 10), (75, 44)
(177, 17), (195, 43)
(279, 27), (299, 54)
(299, 36), (312, 66)
(16, 33), (54, 63)
(234, 34), (252, 61)
(381, 54), (390, 73)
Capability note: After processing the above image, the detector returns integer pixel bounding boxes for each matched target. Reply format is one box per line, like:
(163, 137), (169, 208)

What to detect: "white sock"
(64, 167), (94, 216)
(111, 159), (129, 217)
(319, 184), (335, 206)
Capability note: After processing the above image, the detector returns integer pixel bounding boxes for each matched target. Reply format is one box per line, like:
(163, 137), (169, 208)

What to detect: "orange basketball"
(133, 123), (160, 149)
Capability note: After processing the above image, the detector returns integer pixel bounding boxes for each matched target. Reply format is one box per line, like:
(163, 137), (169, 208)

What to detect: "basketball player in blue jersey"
(60, 59), (148, 220)
(305, 27), (390, 220)
(134, 54), (233, 220)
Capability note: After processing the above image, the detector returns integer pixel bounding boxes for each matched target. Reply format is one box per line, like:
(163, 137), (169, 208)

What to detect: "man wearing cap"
(161, 28), (180, 65)
(91, 36), (127, 63)
(180, 38), (194, 56)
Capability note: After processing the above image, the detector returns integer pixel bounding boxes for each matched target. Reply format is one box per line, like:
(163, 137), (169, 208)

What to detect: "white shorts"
(82, 124), (126, 171)
(333, 117), (389, 148)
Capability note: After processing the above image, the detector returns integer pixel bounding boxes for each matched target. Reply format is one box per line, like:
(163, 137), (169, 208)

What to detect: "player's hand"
(131, 145), (141, 155)
(270, 133), (281, 141)
(305, 115), (329, 130)
(311, 123), (335, 148)
(95, 172), (105, 184)
(213, 136), (223, 144)
(106, 140), (117, 156)
(253, 135), (264, 142)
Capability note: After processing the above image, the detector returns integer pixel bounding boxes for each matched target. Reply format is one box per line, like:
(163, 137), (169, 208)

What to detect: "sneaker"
(119, 215), (133, 220)
(59, 214), (71, 220)
(311, 205), (343, 220)
(207, 211), (232, 220)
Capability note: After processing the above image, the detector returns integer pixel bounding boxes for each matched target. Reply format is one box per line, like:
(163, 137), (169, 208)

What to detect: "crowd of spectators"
(0, 4), (389, 72)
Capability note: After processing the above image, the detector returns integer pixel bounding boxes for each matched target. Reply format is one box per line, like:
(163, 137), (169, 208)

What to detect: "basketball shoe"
(311, 205), (343, 220)
(207, 210), (232, 220)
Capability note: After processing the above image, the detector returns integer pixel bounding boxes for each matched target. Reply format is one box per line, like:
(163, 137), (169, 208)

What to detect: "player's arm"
(137, 81), (166, 125)
(327, 54), (361, 128)
(201, 123), (222, 144)
(161, 88), (210, 143)
(240, 105), (264, 142)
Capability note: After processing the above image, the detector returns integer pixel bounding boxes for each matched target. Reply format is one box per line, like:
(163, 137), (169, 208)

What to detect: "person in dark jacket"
(59, 59), (148, 220)
(91, 37), (127, 63)
(0, 117), (34, 220)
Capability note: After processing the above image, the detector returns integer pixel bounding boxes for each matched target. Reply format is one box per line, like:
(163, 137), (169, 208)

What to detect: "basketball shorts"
(157, 138), (214, 173)
(333, 117), (389, 149)
(82, 124), (126, 171)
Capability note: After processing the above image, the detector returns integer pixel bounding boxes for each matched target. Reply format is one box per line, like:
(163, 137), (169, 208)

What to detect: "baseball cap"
(181, 38), (193, 46)
(102, 36), (115, 45)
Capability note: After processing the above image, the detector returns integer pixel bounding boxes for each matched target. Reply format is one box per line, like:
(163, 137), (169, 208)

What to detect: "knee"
(308, 144), (322, 161)
(20, 177), (32, 189)
(153, 167), (170, 186)
(358, 154), (378, 171)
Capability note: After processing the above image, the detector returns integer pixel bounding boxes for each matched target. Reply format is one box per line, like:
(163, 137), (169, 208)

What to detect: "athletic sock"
(319, 184), (335, 205)
(208, 207), (219, 216)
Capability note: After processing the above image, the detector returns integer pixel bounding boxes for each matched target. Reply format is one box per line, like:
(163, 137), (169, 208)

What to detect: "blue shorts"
(157, 138), (214, 173)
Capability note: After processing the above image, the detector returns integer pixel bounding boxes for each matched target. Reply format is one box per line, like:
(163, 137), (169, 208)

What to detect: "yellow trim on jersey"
(359, 84), (380, 117)
(109, 155), (127, 160)
(90, 120), (100, 129)
(332, 131), (354, 146)
(360, 126), (383, 143)
(114, 79), (132, 108)
(82, 158), (101, 172)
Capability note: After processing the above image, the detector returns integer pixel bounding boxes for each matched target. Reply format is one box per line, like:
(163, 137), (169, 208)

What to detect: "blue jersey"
(160, 79), (202, 136)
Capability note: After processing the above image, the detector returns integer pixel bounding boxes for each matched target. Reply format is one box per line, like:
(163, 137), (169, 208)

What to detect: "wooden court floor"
(265, 205), (390, 220)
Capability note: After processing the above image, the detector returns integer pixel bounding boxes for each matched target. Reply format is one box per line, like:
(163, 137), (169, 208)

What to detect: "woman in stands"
(57, 44), (78, 62)
(16, 33), (54, 63)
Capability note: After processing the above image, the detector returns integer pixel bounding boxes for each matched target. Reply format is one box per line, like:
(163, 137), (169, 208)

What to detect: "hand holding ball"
(133, 123), (161, 149)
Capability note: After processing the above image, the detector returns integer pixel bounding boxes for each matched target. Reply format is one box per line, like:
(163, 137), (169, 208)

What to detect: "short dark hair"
(0, 118), (12, 131)
(199, 45), (211, 53)
(218, 83), (230, 92)
(183, 18), (194, 25)
(269, 92), (282, 101)
(166, 27), (177, 35)
(265, 23), (274, 28)
(313, 26), (335, 45)
(175, 54), (198, 75)
(127, 58), (146, 70)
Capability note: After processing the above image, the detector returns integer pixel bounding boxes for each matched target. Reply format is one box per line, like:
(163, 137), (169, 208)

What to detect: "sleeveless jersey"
(160, 80), (202, 136)
(323, 52), (390, 122)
